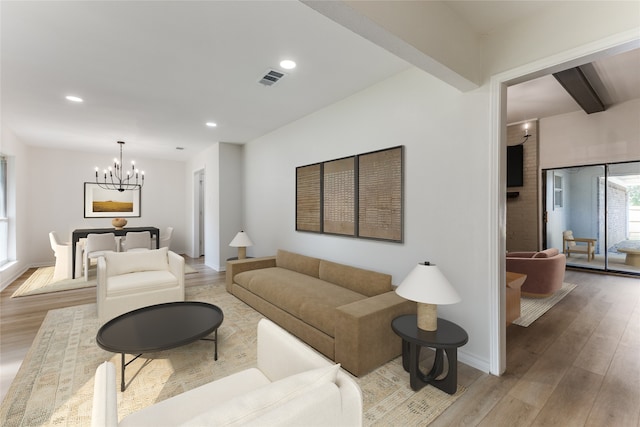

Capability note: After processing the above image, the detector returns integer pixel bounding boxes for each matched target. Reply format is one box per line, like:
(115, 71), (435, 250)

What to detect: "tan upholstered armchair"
(506, 248), (566, 297)
(563, 230), (596, 261)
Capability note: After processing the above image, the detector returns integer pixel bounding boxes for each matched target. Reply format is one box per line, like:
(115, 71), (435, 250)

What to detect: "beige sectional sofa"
(226, 249), (416, 376)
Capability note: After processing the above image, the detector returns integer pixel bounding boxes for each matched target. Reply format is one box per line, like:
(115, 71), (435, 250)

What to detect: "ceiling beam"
(552, 67), (605, 114)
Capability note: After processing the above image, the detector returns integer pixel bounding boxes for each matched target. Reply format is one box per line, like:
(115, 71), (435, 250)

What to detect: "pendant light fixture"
(95, 141), (144, 192)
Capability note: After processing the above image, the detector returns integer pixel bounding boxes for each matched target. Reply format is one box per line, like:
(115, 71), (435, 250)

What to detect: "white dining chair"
(49, 231), (72, 282)
(153, 226), (173, 249)
(83, 233), (117, 281)
(122, 231), (151, 252)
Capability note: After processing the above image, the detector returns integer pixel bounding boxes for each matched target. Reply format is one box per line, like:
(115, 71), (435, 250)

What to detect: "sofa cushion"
(105, 247), (169, 277)
(234, 267), (365, 336)
(276, 249), (321, 278)
(182, 364), (340, 426)
(533, 248), (559, 258)
(319, 259), (392, 297)
(107, 270), (178, 296)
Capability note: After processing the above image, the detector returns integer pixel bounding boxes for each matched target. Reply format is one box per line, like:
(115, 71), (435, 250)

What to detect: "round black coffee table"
(96, 301), (224, 391)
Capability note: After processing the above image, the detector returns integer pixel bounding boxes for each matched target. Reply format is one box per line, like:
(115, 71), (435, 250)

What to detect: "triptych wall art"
(296, 146), (403, 242)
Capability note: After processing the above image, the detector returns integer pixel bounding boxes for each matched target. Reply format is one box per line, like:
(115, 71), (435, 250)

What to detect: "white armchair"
(151, 227), (173, 249)
(160, 226), (173, 248)
(49, 231), (72, 282)
(92, 319), (363, 427)
(96, 247), (185, 324)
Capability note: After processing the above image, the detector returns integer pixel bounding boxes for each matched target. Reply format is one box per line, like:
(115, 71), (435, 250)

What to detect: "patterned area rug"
(513, 282), (577, 327)
(11, 264), (197, 298)
(0, 284), (464, 426)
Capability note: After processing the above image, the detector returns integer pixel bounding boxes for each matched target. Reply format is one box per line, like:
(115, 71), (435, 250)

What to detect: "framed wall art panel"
(357, 146), (403, 242)
(296, 163), (322, 232)
(323, 156), (355, 236)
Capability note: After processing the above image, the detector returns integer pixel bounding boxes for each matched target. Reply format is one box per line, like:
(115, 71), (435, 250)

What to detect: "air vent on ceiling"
(258, 69), (286, 86)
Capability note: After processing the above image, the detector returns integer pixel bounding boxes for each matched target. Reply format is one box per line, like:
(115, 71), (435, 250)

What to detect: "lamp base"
(417, 303), (437, 331)
(237, 247), (246, 260)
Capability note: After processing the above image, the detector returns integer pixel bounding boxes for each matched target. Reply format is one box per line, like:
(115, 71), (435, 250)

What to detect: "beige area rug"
(513, 282), (577, 327)
(1, 284), (465, 426)
(11, 264), (198, 298)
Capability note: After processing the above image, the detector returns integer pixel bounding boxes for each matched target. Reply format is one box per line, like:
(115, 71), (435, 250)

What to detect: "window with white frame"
(0, 155), (8, 267)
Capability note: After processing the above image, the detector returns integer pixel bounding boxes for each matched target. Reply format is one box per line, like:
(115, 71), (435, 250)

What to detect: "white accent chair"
(83, 233), (117, 281)
(150, 227), (173, 249)
(49, 231), (72, 282)
(160, 226), (173, 248)
(92, 318), (363, 427)
(121, 231), (151, 252)
(96, 247), (185, 324)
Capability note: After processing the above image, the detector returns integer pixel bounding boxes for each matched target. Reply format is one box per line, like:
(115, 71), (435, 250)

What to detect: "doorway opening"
(193, 169), (205, 258)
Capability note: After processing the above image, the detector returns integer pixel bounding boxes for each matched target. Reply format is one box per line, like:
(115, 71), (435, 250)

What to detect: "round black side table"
(391, 314), (468, 394)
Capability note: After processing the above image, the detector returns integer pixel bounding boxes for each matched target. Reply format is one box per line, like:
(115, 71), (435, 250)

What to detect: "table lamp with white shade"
(229, 231), (253, 259)
(395, 262), (461, 331)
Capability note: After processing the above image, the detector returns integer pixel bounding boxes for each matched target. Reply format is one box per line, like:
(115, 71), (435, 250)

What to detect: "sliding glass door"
(543, 161), (640, 275)
(606, 162), (640, 274)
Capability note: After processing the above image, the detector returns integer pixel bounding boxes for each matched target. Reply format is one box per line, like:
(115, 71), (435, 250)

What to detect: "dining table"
(71, 226), (160, 278)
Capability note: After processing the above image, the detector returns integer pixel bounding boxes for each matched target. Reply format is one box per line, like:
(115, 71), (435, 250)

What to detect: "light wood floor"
(1, 260), (639, 425)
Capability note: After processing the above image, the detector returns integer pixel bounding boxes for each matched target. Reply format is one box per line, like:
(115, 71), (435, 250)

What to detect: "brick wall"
(598, 179), (629, 252)
(506, 121), (539, 252)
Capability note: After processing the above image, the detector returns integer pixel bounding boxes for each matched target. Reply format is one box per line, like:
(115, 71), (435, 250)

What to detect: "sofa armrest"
(256, 318), (332, 381)
(167, 250), (186, 299)
(91, 362), (118, 427)
(225, 256), (276, 292)
(334, 291), (416, 376)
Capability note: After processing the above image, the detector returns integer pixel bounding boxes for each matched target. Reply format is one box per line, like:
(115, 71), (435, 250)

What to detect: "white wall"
(5, 144), (187, 280)
(243, 67), (492, 371)
(186, 143), (243, 271)
(540, 99), (640, 169)
(218, 143), (244, 266)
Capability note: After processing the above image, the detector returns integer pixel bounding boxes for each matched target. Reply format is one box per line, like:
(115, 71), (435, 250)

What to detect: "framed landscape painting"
(84, 182), (141, 218)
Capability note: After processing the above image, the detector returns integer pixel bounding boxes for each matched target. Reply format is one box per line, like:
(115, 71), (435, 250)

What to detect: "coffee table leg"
(214, 328), (218, 361)
(121, 353), (125, 392)
(201, 329), (219, 361)
(119, 353), (143, 392)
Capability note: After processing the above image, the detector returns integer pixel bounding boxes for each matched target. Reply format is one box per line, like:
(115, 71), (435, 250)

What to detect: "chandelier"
(95, 141), (144, 192)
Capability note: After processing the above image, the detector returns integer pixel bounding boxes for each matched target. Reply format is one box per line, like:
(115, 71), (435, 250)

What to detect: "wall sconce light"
(520, 123), (531, 144)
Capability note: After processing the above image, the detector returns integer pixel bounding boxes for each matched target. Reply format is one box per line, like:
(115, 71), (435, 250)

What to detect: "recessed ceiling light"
(206, 122), (217, 127)
(279, 60), (296, 70)
(65, 95), (83, 103)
